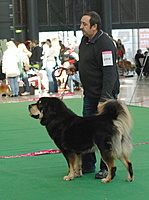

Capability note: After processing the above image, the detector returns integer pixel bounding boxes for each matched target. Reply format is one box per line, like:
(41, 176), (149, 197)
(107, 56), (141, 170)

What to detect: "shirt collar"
(84, 30), (103, 44)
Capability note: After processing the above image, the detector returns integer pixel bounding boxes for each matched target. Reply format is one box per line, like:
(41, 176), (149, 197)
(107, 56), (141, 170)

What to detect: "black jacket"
(74, 30), (120, 102)
(30, 45), (42, 64)
(135, 53), (144, 68)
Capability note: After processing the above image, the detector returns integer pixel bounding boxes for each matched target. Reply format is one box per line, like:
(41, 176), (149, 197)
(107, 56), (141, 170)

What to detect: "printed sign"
(102, 51), (113, 66)
(139, 29), (149, 49)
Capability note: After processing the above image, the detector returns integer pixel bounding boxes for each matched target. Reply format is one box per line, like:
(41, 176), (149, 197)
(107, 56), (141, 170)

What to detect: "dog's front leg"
(63, 153), (76, 181)
(74, 154), (82, 177)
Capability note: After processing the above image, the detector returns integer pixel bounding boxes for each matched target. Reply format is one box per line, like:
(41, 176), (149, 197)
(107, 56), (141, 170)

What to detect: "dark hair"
(46, 39), (51, 43)
(137, 49), (142, 54)
(32, 40), (39, 45)
(83, 11), (102, 31)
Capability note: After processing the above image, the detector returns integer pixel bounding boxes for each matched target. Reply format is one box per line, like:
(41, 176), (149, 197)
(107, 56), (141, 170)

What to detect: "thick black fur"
(28, 97), (134, 182)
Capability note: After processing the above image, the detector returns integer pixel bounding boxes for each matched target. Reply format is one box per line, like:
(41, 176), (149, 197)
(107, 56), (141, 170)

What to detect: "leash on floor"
(1, 142), (149, 159)
(53, 67), (76, 100)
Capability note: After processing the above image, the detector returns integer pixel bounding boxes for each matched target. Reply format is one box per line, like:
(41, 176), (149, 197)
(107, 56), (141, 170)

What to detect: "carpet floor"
(0, 98), (149, 200)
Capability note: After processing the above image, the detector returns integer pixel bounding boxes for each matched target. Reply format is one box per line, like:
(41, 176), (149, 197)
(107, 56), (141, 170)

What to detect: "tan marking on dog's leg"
(101, 160), (115, 183)
(119, 155), (134, 182)
(63, 153), (76, 181)
(75, 154), (82, 177)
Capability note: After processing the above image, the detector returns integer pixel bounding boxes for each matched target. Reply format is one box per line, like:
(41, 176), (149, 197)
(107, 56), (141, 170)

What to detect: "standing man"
(67, 11), (120, 179)
(29, 40), (42, 70)
(134, 49), (144, 77)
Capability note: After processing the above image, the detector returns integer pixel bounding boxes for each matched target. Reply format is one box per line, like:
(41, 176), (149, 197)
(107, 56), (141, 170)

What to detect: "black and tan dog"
(28, 97), (134, 183)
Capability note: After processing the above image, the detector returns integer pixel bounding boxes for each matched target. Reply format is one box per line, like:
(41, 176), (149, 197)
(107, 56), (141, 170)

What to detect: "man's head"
(31, 40), (38, 47)
(137, 49), (142, 54)
(80, 11), (102, 40)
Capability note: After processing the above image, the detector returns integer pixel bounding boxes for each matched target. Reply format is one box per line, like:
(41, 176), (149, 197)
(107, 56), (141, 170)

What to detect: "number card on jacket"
(102, 51), (113, 66)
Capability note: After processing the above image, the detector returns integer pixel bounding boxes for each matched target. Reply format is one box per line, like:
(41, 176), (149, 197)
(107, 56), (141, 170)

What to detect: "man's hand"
(66, 64), (76, 75)
(97, 102), (103, 112)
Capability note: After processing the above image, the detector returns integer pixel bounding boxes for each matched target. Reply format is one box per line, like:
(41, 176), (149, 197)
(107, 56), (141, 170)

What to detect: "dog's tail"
(100, 99), (133, 159)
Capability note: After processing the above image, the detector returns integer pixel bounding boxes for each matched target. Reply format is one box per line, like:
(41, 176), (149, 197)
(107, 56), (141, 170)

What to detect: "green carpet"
(0, 99), (149, 200)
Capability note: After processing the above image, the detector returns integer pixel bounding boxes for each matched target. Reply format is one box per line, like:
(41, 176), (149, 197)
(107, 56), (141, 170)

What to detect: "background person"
(45, 38), (60, 93)
(2, 41), (22, 97)
(29, 40), (42, 70)
(116, 39), (125, 61)
(67, 11), (120, 179)
(135, 49), (144, 76)
(18, 43), (32, 95)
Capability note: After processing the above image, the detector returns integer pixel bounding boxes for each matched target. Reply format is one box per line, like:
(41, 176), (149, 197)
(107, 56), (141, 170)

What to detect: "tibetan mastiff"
(28, 97), (134, 183)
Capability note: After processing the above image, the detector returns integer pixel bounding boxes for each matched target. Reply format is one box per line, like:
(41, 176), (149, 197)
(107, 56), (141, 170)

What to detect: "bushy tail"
(100, 99), (133, 158)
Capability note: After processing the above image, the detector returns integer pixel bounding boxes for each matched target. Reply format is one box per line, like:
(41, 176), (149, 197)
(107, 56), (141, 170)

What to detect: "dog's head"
(28, 97), (64, 125)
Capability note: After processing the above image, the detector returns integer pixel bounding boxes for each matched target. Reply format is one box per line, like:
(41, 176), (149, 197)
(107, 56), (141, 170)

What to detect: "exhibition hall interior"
(0, 1), (149, 200)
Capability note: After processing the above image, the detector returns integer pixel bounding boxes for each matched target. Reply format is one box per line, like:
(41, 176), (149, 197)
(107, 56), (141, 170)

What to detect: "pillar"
(26, 0), (39, 41)
(100, 0), (112, 35)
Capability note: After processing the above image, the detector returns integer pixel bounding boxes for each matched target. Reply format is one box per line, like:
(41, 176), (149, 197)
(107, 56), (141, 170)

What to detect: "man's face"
(80, 15), (97, 39)
(31, 42), (36, 47)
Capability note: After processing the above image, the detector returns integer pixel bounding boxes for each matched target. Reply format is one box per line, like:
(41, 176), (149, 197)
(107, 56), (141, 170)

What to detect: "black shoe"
(95, 169), (108, 179)
(10, 95), (15, 97)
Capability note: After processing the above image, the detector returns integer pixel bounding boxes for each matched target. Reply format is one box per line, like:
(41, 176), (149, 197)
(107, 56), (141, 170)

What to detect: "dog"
(0, 84), (10, 97)
(28, 97), (134, 183)
(118, 59), (134, 75)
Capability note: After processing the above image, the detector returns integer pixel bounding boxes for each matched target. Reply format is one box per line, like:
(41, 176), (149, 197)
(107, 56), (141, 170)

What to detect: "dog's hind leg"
(100, 153), (116, 183)
(119, 154), (134, 182)
(6, 88), (10, 97)
(63, 152), (78, 181)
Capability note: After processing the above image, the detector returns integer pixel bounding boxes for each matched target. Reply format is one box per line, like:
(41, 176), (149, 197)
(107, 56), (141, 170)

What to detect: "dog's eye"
(37, 101), (43, 111)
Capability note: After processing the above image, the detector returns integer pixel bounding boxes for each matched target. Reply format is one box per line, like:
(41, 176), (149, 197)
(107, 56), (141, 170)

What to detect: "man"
(29, 40), (42, 70)
(134, 49), (144, 76)
(67, 11), (120, 179)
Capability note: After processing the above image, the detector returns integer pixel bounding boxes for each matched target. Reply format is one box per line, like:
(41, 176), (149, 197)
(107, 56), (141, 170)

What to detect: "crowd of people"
(0, 37), (81, 96)
(1, 11), (149, 98)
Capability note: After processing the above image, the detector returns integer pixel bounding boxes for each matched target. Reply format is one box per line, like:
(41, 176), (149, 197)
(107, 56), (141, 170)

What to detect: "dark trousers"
(135, 66), (141, 76)
(48, 77), (58, 93)
(22, 77), (30, 93)
(82, 96), (107, 171)
(53, 75), (58, 92)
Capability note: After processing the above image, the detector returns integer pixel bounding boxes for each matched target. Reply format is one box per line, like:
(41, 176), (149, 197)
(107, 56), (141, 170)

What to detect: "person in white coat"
(18, 43), (32, 95)
(44, 38), (60, 93)
(2, 41), (22, 97)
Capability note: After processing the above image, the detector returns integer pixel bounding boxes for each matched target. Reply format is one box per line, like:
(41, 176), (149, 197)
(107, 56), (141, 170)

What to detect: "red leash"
(0, 142), (149, 159)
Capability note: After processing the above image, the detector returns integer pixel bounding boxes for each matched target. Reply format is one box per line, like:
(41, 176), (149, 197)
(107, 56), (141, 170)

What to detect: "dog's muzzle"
(28, 105), (40, 119)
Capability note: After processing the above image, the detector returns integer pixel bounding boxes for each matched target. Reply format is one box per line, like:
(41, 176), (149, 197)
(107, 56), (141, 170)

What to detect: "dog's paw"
(74, 173), (82, 178)
(63, 175), (73, 181)
(101, 178), (111, 183)
(126, 176), (134, 182)
(75, 171), (82, 178)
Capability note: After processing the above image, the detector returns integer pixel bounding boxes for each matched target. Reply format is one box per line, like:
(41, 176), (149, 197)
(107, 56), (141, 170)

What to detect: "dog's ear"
(40, 106), (56, 126)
